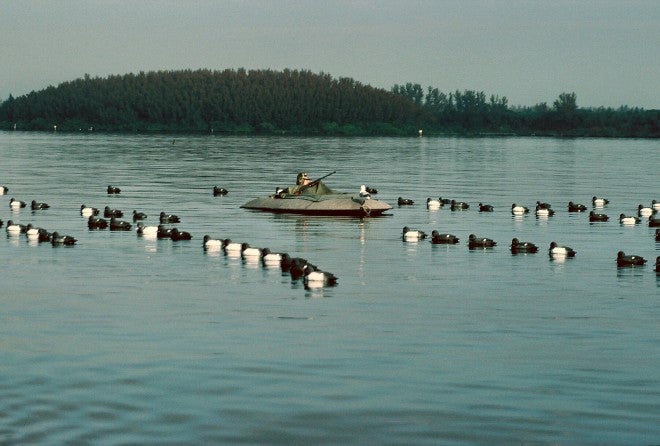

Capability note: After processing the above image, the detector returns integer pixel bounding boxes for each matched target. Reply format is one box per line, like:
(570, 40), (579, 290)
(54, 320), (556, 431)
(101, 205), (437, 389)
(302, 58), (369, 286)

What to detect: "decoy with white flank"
(426, 198), (441, 209)
(568, 201), (587, 212)
(202, 235), (223, 250)
(51, 232), (77, 245)
(402, 226), (427, 241)
(468, 234), (496, 249)
(637, 204), (654, 217)
(159, 212), (180, 223)
(137, 222), (158, 237)
(304, 265), (338, 288)
(6, 220), (27, 234)
(358, 185), (371, 199)
(510, 238), (538, 254)
(535, 205), (555, 217)
(221, 238), (243, 254)
(261, 248), (285, 266)
(589, 211), (609, 222)
(26, 224), (51, 242)
(9, 198), (26, 209)
(511, 203), (529, 215)
(549, 241), (576, 258)
(430, 230), (459, 244)
(592, 196), (609, 207)
(0, 185), (8, 195)
(81, 204), (99, 217)
(31, 200), (50, 210)
(240, 243), (262, 258)
(616, 251), (647, 267)
(619, 213), (640, 225)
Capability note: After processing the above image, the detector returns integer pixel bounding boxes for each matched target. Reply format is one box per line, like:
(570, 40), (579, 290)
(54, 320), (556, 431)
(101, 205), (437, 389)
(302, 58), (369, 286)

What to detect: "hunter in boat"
(241, 171), (392, 217)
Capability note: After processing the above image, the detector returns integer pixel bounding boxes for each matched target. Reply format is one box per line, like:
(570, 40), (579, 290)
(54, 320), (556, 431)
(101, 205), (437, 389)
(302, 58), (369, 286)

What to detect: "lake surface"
(0, 132), (658, 444)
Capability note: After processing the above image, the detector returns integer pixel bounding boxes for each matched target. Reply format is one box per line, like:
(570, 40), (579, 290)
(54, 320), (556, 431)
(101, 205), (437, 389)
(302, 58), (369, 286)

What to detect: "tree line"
(0, 69), (657, 137)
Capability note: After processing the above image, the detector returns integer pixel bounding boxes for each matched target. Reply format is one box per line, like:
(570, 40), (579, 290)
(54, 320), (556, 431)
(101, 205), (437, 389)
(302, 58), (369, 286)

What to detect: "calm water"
(0, 132), (658, 444)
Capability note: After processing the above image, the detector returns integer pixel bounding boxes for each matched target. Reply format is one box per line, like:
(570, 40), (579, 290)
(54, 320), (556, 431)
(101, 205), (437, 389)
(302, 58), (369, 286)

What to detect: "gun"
(300, 171), (336, 192)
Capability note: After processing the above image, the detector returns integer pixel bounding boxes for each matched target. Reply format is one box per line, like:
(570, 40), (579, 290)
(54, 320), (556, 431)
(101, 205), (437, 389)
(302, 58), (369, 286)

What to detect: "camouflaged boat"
(241, 181), (392, 217)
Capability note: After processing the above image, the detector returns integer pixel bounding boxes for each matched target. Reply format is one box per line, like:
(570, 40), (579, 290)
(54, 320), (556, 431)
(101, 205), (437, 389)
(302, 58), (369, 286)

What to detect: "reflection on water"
(0, 133), (659, 444)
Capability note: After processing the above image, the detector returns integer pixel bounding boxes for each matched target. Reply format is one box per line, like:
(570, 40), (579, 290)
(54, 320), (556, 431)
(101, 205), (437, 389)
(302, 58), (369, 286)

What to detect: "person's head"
(296, 172), (310, 185)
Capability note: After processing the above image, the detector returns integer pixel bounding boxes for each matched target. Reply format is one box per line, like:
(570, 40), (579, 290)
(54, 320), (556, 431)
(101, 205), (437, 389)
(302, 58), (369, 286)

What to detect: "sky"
(1, 0), (659, 109)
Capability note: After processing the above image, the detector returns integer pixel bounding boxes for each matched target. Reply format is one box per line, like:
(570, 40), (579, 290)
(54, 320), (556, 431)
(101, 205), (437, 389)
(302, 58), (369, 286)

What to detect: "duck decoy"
(107, 185), (121, 194)
(536, 200), (552, 210)
(221, 238), (243, 253)
(240, 243), (262, 258)
(549, 241), (576, 257)
(589, 211), (609, 222)
(510, 238), (538, 254)
(652, 200), (660, 211)
(616, 251), (647, 267)
(358, 185), (372, 199)
(170, 228), (192, 241)
(511, 203), (529, 215)
(156, 225), (173, 239)
(438, 197), (452, 205)
(159, 212), (180, 223)
(109, 217), (132, 231)
(619, 213), (640, 225)
(81, 204), (99, 217)
(535, 205), (555, 216)
(261, 248), (285, 266)
(648, 216), (660, 227)
(397, 197), (414, 206)
(137, 222), (158, 237)
(213, 186), (228, 196)
(9, 198), (26, 209)
(304, 266), (338, 288)
(478, 203), (494, 212)
(51, 231), (77, 245)
(88, 216), (108, 230)
(104, 206), (123, 218)
(132, 210), (148, 221)
(426, 198), (441, 209)
(26, 224), (51, 242)
(592, 196), (609, 207)
(6, 220), (27, 234)
(402, 226), (426, 241)
(31, 200), (50, 210)
(203, 235), (223, 250)
(0, 185), (8, 195)
(450, 200), (469, 210)
(364, 186), (378, 195)
(637, 204), (654, 217)
(430, 230), (459, 244)
(568, 201), (587, 212)
(289, 258), (316, 281)
(468, 234), (496, 249)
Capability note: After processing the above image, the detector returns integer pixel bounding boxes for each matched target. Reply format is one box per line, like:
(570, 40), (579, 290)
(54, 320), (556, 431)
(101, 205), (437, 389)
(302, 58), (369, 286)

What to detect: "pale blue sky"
(1, 0), (658, 108)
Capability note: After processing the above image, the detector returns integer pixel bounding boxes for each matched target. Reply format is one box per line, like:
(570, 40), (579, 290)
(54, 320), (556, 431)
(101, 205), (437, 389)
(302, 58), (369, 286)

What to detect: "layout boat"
(241, 177), (392, 217)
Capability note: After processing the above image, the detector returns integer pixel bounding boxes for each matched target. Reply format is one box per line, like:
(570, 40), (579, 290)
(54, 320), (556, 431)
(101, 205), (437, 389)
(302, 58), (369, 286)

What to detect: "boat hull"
(241, 194), (392, 217)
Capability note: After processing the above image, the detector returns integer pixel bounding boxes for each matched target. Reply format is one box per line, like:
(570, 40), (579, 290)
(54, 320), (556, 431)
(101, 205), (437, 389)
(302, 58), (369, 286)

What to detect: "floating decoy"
(26, 224), (51, 242)
(31, 200), (50, 210)
(478, 203), (494, 212)
(430, 230), (459, 244)
(170, 228), (192, 241)
(402, 226), (426, 241)
(568, 201), (587, 212)
(648, 216), (660, 227)
(619, 213), (640, 225)
(240, 243), (263, 258)
(88, 216), (108, 229)
(6, 220), (27, 234)
(397, 197), (414, 206)
(203, 235), (223, 250)
(137, 222), (158, 237)
(616, 251), (647, 267)
(426, 198), (441, 209)
(289, 258), (316, 281)
(549, 241), (576, 257)
(438, 197), (452, 205)
(304, 266), (338, 288)
(51, 232), (77, 245)
(104, 206), (123, 218)
(261, 248), (285, 266)
(358, 185), (371, 199)
(652, 200), (660, 211)
(81, 204), (99, 217)
(9, 198), (26, 209)
(0, 185), (8, 195)
(589, 211), (609, 222)
(132, 210), (147, 221)
(221, 238), (243, 254)
(213, 186), (228, 196)
(159, 212), (180, 223)
(535, 205), (555, 216)
(511, 203), (529, 215)
(107, 185), (121, 194)
(156, 225), (173, 239)
(592, 196), (609, 207)
(637, 204), (654, 217)
(109, 217), (132, 231)
(450, 200), (469, 210)
(536, 201), (552, 210)
(468, 234), (496, 249)
(510, 238), (538, 254)
(364, 186), (378, 194)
